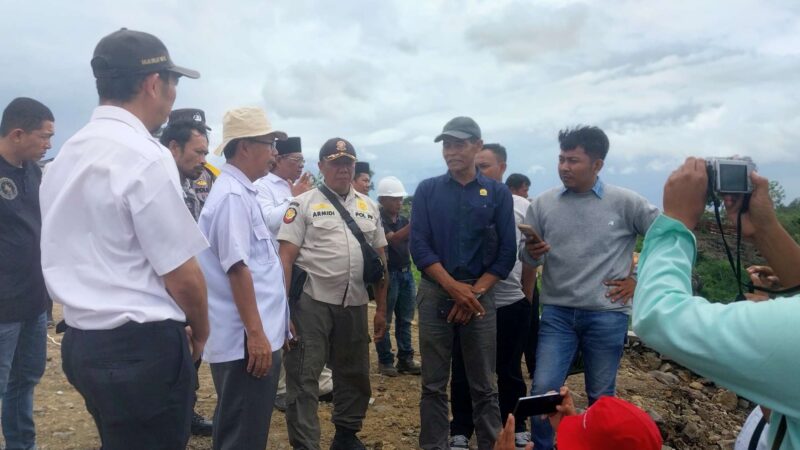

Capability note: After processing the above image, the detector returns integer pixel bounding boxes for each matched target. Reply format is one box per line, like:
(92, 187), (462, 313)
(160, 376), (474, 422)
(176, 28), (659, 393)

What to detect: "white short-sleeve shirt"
(40, 106), (209, 330)
(254, 172), (292, 239)
(198, 164), (289, 363)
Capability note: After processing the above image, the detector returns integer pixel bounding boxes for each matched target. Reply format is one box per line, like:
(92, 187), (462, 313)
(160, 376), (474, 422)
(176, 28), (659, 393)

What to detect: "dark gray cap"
(91, 28), (200, 79)
(434, 116), (481, 142)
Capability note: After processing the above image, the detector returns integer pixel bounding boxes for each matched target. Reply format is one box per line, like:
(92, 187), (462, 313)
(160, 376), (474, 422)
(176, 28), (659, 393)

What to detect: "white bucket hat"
(213, 106), (287, 156)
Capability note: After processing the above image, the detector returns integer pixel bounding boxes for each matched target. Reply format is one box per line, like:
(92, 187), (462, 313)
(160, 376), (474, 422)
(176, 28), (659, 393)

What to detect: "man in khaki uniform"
(278, 137), (388, 450)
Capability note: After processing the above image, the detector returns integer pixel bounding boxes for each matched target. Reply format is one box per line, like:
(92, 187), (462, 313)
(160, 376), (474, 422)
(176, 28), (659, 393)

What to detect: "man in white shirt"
(197, 107), (290, 450)
(253, 137), (331, 412)
(40, 28), (209, 450)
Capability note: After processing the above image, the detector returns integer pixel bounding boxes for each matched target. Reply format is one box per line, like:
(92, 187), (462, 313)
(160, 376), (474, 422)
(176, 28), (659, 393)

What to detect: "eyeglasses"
(248, 138), (275, 149)
(282, 156), (305, 164)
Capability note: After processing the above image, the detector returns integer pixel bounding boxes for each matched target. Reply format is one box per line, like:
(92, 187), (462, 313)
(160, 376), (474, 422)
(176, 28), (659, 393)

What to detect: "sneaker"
(190, 411), (213, 436)
(378, 362), (399, 377)
(449, 434), (469, 449)
(274, 393), (287, 412)
(330, 428), (366, 450)
(396, 358), (421, 375)
(514, 431), (530, 449)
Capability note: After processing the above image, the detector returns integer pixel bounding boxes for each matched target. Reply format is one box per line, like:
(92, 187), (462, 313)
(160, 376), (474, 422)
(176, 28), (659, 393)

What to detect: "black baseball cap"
(91, 28), (200, 79)
(434, 116), (481, 142)
(168, 108), (210, 130)
(277, 137), (302, 155)
(319, 138), (357, 162)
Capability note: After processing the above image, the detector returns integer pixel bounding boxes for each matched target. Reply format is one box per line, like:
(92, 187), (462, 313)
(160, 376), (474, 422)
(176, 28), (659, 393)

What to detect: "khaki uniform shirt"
(278, 185), (387, 307)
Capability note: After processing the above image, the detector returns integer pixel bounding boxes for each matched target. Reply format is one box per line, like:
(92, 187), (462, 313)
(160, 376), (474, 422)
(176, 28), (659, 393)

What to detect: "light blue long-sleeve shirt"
(633, 214), (800, 449)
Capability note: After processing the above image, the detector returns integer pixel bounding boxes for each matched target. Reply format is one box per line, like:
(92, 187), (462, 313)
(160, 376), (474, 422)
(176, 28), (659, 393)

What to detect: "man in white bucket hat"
(197, 106), (290, 450)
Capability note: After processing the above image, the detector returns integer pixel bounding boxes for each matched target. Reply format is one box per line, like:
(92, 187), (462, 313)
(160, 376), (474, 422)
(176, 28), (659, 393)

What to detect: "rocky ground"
(31, 304), (750, 449)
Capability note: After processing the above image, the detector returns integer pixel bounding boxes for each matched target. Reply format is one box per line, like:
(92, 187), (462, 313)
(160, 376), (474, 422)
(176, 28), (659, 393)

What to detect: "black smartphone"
(513, 392), (563, 417)
(437, 298), (455, 320)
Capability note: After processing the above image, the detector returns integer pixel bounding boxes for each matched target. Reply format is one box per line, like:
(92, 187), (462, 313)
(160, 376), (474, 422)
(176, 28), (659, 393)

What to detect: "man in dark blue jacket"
(411, 116), (516, 450)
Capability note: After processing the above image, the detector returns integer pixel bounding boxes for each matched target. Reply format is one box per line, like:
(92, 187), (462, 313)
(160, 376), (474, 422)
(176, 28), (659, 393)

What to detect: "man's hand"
(373, 309), (387, 342)
(723, 172), (778, 241)
(246, 331), (273, 378)
(284, 320), (299, 351)
(525, 238), (550, 260)
(548, 386), (577, 431)
(447, 303), (474, 325)
(604, 277), (637, 304)
(290, 172), (313, 197)
(494, 414), (533, 450)
(747, 265), (781, 290)
(185, 326), (205, 362)
(444, 280), (486, 317)
(663, 157), (708, 230)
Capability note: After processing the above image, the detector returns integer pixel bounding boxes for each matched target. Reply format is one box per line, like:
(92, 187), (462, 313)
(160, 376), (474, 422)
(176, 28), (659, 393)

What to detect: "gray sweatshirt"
(519, 180), (659, 313)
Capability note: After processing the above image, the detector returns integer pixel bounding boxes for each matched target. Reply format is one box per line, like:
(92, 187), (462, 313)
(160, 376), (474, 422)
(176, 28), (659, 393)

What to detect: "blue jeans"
(530, 305), (628, 450)
(374, 269), (416, 365)
(0, 312), (47, 450)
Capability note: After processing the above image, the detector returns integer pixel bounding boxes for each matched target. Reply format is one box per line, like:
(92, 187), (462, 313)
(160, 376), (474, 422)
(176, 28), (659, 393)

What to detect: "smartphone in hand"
(513, 392), (563, 417)
(518, 224), (542, 243)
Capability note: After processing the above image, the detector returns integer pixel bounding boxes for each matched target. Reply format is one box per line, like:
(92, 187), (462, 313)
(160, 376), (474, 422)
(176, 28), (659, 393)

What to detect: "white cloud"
(2, 0), (800, 204)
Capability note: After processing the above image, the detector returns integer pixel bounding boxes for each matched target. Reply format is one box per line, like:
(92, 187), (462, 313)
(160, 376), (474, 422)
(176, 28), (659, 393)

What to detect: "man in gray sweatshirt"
(520, 126), (659, 450)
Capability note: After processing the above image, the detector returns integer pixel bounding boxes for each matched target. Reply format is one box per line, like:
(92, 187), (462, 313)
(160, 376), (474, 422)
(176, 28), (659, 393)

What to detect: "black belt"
(421, 272), (477, 286)
(390, 266), (411, 273)
(56, 318), (185, 334)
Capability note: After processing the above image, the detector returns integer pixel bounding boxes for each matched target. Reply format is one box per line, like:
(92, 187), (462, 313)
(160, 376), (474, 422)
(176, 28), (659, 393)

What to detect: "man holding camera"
(634, 158), (800, 449)
(521, 126), (659, 450)
(278, 138), (388, 450)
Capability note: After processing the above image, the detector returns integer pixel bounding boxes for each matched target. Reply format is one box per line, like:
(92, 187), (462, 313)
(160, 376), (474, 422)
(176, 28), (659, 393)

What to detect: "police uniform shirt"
(277, 186), (387, 307)
(197, 164), (290, 363)
(0, 157), (47, 322)
(182, 178), (202, 221)
(254, 171), (292, 239)
(40, 106), (209, 330)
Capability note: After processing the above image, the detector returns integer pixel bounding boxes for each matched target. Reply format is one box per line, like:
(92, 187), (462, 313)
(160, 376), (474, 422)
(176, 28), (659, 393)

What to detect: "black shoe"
(274, 393), (287, 412)
(330, 428), (366, 450)
(396, 358), (421, 375)
(191, 411), (213, 436)
(318, 391), (334, 403)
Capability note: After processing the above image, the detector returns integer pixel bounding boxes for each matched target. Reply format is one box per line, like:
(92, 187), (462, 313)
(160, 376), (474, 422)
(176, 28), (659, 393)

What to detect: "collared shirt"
(519, 181), (658, 312)
(0, 157), (47, 322)
(254, 171), (292, 239)
(40, 106), (209, 330)
(560, 176), (605, 198)
(277, 185), (387, 307)
(197, 164), (289, 363)
(381, 209), (411, 271)
(634, 215), (800, 448)
(410, 171), (516, 281)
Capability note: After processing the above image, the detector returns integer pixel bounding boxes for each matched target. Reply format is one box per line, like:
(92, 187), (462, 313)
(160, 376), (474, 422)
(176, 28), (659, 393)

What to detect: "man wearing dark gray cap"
(410, 117), (516, 450)
(40, 29), (209, 449)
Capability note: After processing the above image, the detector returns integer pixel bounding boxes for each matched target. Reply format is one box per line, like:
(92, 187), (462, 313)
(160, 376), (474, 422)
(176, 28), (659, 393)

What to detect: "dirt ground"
(31, 303), (745, 449)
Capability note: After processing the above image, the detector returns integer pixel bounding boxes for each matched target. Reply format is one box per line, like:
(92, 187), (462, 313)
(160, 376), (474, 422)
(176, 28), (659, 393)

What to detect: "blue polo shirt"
(410, 171), (516, 281)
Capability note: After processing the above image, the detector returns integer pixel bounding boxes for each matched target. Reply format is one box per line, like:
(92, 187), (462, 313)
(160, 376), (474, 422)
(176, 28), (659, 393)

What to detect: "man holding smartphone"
(520, 126), (658, 450)
(411, 117), (517, 450)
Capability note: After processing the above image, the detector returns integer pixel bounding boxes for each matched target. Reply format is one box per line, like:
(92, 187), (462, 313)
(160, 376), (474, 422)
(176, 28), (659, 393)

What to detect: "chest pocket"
(354, 216), (377, 244)
(468, 196), (495, 230)
(252, 223), (275, 264)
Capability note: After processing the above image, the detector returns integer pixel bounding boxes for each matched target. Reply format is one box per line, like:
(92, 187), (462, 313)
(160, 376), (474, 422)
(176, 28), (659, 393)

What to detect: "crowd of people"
(1, 27), (798, 450)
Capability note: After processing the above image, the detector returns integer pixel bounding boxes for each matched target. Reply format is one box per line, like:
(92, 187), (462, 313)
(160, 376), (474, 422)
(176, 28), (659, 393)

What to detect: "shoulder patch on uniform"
(284, 207), (297, 224)
(0, 178), (18, 200)
(289, 201), (300, 207)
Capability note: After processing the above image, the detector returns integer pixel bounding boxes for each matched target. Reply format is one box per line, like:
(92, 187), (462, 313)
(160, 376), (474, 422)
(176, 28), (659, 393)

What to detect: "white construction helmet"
(376, 176), (408, 197)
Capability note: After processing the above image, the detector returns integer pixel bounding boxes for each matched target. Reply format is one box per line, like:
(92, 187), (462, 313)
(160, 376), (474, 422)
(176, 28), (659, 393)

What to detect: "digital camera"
(706, 157), (755, 195)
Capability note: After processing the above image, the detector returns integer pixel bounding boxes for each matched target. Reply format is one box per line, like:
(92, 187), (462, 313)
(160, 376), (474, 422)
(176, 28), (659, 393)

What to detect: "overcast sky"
(3, 0), (799, 205)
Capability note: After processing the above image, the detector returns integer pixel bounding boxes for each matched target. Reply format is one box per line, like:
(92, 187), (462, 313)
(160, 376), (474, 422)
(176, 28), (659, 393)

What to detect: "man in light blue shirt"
(634, 157), (800, 449)
(197, 107), (290, 450)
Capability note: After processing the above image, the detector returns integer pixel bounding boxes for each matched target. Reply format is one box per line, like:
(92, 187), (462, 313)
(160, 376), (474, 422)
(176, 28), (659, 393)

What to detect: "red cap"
(557, 396), (663, 450)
